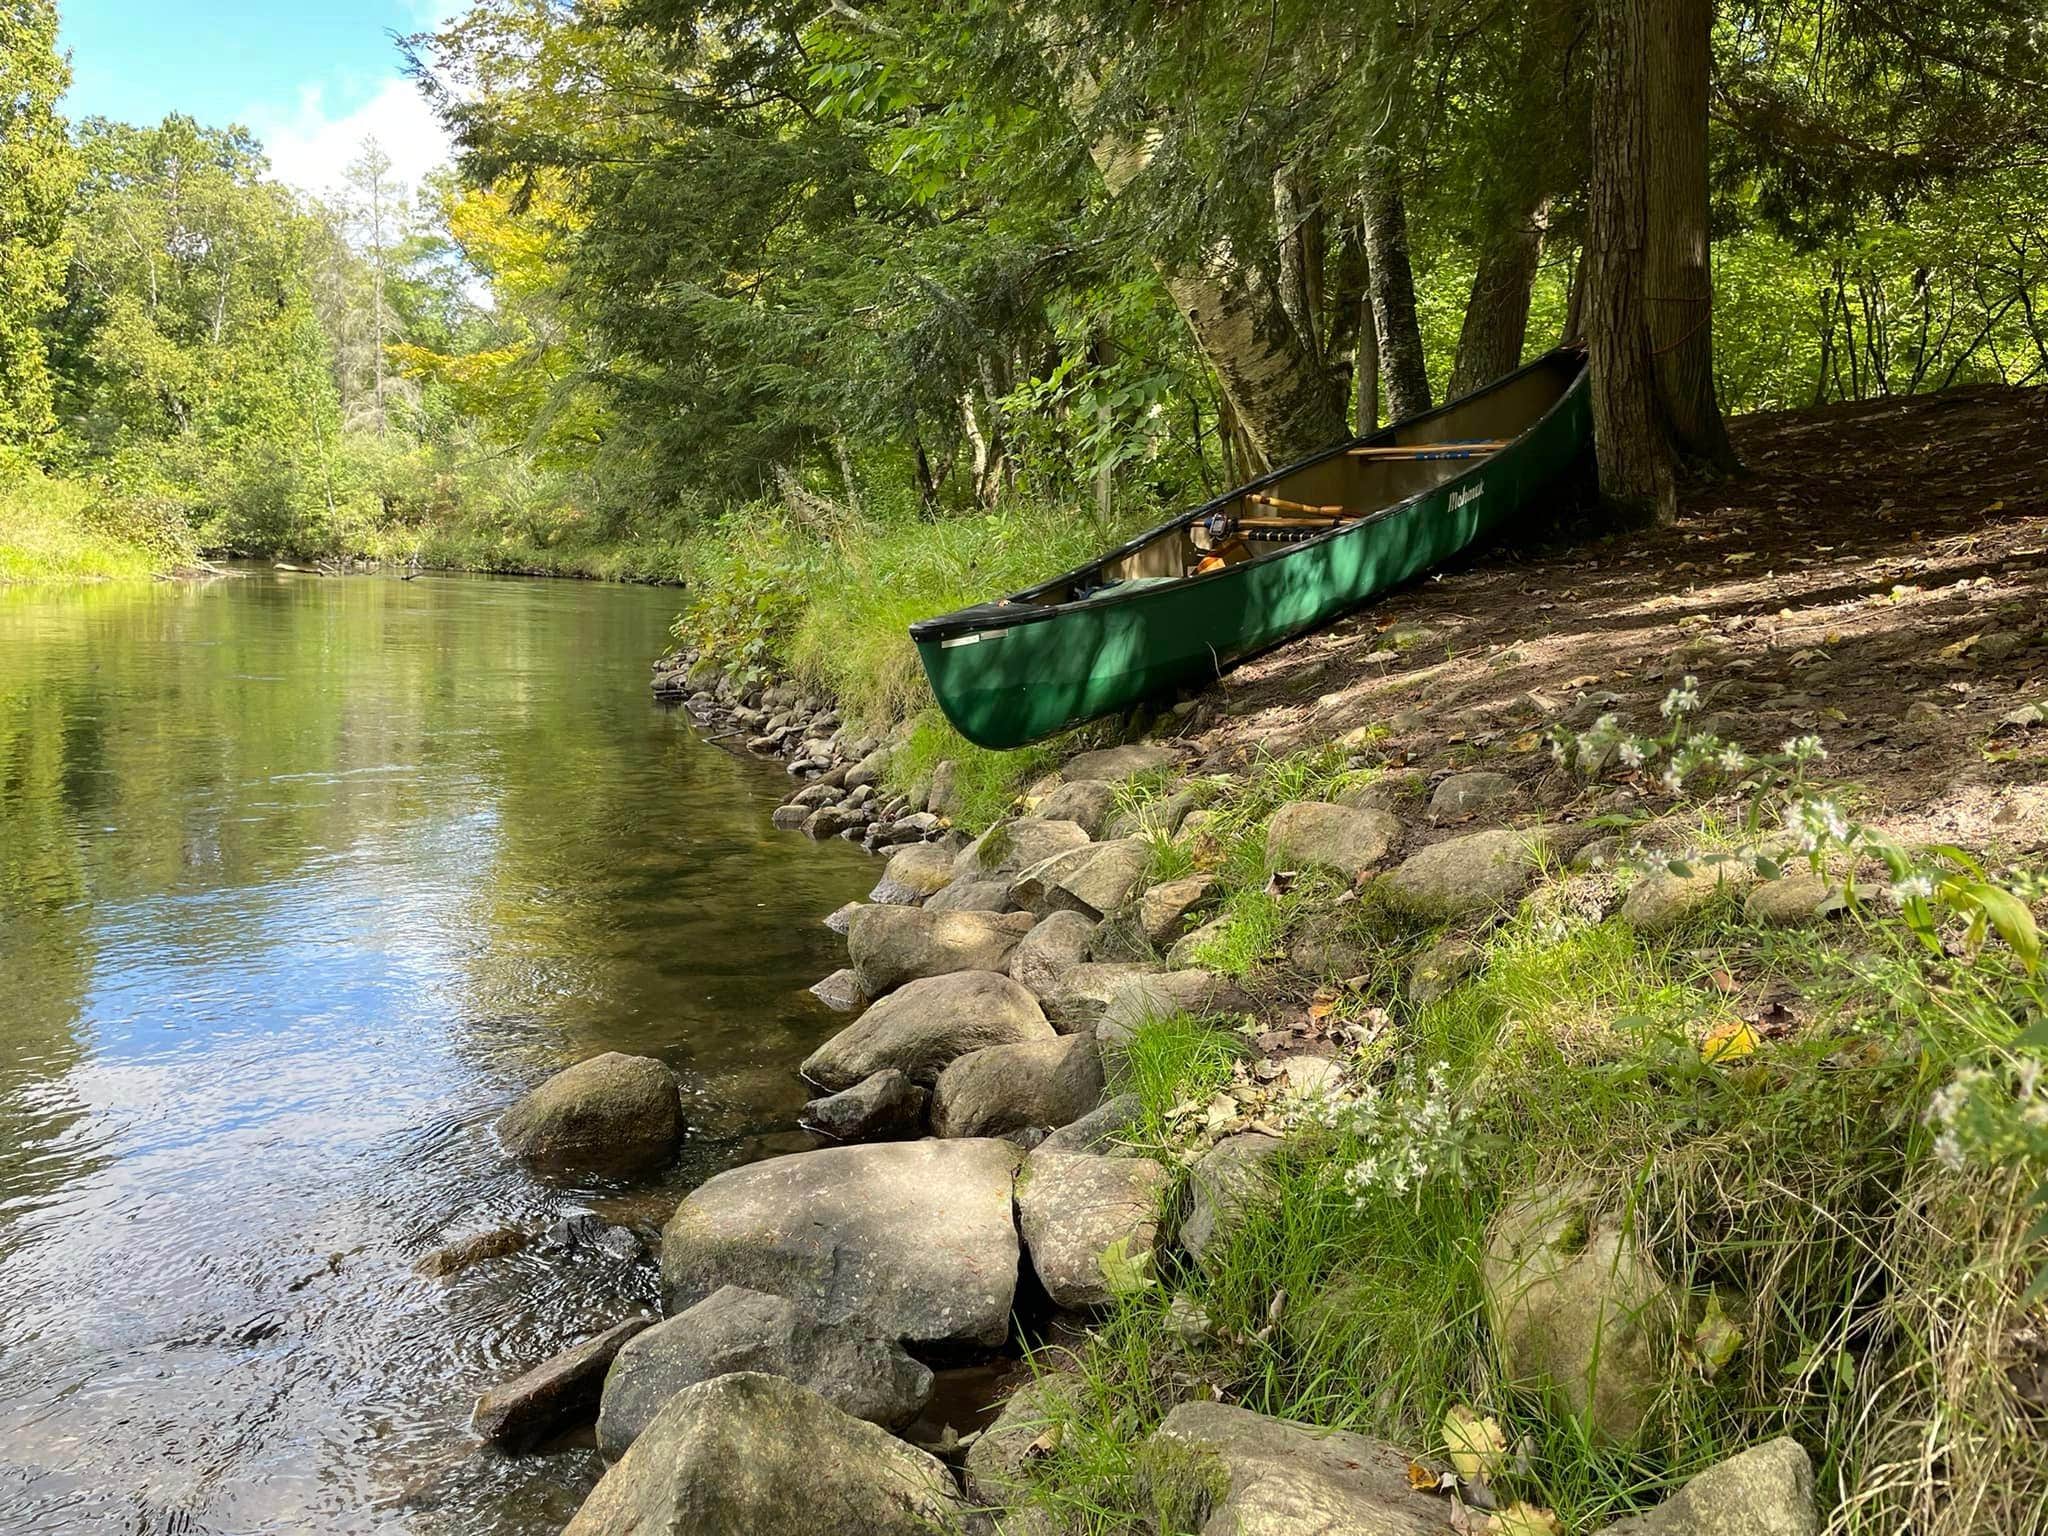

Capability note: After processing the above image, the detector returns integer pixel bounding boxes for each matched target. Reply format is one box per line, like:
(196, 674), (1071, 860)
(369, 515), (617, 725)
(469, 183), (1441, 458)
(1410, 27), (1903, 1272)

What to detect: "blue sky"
(58, 0), (454, 195)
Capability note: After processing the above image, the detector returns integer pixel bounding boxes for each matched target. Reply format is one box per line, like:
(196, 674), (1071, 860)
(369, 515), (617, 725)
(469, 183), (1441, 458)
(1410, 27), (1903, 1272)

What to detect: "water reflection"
(0, 569), (876, 1533)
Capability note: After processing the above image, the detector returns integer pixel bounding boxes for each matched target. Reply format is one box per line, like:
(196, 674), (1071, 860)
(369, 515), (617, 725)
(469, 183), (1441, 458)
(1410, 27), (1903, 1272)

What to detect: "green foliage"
(884, 712), (1065, 834)
(0, 467), (186, 582)
(0, 0), (80, 448)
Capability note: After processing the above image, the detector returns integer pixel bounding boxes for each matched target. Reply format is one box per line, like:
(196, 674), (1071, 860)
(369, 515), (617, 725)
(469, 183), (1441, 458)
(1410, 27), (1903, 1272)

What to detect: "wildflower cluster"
(1924, 1053), (2048, 1174)
(1326, 1060), (1476, 1202)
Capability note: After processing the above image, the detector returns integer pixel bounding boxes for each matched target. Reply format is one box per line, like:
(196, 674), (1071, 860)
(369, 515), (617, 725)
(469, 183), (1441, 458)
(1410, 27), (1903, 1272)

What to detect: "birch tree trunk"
(1587, 0), (1674, 518)
(1360, 150), (1432, 422)
(1644, 0), (1735, 468)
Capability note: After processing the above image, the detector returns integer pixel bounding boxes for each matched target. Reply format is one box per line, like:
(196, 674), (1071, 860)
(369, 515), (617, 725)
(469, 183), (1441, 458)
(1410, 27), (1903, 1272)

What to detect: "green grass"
(0, 469), (178, 583)
(1000, 893), (2048, 1536)
(883, 711), (1068, 834)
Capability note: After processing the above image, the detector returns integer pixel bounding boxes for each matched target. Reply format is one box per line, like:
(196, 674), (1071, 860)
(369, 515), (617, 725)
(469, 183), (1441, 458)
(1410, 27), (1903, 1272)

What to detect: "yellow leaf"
(1408, 1460), (1439, 1491)
(1442, 1404), (1507, 1482)
(1489, 1503), (1563, 1535)
(1700, 1019), (1759, 1064)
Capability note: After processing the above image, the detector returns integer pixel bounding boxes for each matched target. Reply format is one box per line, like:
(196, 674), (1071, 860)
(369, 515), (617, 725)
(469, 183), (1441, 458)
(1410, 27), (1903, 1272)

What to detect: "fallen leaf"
(1408, 1460), (1439, 1491)
(1489, 1503), (1563, 1536)
(1701, 1018), (1759, 1063)
(1442, 1405), (1507, 1483)
(1690, 1292), (1745, 1377)
(1023, 1423), (1063, 1461)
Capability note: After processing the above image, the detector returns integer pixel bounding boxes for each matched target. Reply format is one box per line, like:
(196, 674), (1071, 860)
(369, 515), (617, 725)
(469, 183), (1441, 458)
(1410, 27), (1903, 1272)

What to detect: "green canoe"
(910, 348), (1592, 749)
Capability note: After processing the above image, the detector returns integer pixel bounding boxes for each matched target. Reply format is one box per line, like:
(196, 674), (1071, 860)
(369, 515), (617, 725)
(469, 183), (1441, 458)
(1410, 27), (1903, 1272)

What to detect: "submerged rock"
(659, 1138), (1024, 1348)
(802, 970), (1052, 1091)
(847, 905), (1036, 995)
(1018, 1149), (1170, 1308)
(1481, 1181), (1680, 1444)
(496, 1052), (683, 1177)
(1264, 801), (1401, 882)
(472, 1317), (653, 1450)
(800, 1069), (928, 1141)
(1139, 1401), (1450, 1536)
(930, 1033), (1104, 1139)
(564, 1372), (965, 1536)
(1603, 1436), (1817, 1536)
(416, 1226), (529, 1279)
(596, 1286), (931, 1459)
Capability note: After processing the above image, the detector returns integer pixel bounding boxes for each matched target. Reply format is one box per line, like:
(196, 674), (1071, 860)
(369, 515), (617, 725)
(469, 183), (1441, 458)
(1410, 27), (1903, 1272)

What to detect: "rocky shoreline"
(415, 641), (1893, 1536)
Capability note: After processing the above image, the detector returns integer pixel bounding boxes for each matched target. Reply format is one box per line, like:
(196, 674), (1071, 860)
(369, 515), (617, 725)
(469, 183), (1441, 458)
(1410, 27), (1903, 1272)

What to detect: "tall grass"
(0, 469), (180, 583)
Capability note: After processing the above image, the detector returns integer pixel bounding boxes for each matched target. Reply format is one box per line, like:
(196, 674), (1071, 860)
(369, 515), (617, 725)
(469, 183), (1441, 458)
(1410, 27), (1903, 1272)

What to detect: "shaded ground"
(1191, 382), (2048, 858)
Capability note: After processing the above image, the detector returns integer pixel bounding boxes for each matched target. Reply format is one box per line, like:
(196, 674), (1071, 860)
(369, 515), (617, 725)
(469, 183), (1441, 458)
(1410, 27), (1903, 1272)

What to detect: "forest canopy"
(1, 0), (2045, 573)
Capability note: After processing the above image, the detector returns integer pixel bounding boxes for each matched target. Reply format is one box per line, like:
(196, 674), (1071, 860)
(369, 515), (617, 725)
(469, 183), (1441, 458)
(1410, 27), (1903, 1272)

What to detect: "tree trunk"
(1449, 196), (1550, 398)
(1355, 281), (1381, 434)
(1586, 0), (1674, 518)
(1360, 152), (1432, 423)
(1643, 0), (1734, 468)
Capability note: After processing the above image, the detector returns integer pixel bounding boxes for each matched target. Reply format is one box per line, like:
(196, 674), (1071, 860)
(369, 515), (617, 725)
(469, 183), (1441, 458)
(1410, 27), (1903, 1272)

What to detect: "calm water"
(0, 569), (877, 1534)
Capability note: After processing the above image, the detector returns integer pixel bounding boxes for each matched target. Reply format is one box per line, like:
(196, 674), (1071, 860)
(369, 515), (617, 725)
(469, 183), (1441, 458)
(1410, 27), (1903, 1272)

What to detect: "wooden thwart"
(1347, 440), (1507, 460)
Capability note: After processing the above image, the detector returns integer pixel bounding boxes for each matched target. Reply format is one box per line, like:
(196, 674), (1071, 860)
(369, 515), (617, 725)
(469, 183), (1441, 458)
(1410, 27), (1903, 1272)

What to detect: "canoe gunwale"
(908, 346), (1588, 645)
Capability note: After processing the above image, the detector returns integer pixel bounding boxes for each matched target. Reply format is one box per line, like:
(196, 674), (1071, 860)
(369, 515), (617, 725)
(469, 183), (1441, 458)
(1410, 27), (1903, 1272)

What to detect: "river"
(0, 568), (878, 1534)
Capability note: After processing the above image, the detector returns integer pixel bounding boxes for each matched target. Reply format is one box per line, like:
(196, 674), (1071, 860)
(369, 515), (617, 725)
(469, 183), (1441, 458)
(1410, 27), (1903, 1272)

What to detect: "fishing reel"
(1190, 509), (1237, 552)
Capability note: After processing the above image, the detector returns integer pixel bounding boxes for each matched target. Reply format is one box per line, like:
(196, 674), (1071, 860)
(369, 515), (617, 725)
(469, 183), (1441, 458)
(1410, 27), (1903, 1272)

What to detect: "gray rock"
(1335, 769), (1427, 813)
(964, 1374), (1082, 1509)
(496, 1053), (683, 1177)
(1481, 1181), (1680, 1444)
(1380, 827), (1553, 919)
(1031, 779), (1119, 836)
(808, 967), (867, 1013)
(801, 805), (864, 839)
(1265, 802), (1402, 881)
(769, 804), (809, 831)
(1177, 1133), (1283, 1271)
(954, 817), (1092, 882)
(1138, 876), (1221, 948)
(927, 760), (961, 819)
(1041, 960), (1165, 1033)
(1061, 742), (1179, 782)
(1038, 1092), (1143, 1155)
(924, 877), (1015, 913)
(1097, 971), (1255, 1047)
(1743, 874), (1844, 927)
(800, 1069), (928, 1141)
(824, 901), (863, 936)
(1009, 909), (1099, 1002)
(802, 970), (1051, 1091)
(596, 1287), (931, 1459)
(847, 905), (1037, 995)
(1015, 837), (1152, 920)
(868, 842), (957, 906)
(1107, 785), (1204, 841)
(1139, 1401), (1450, 1536)
(843, 746), (893, 790)
(1018, 1150), (1170, 1308)
(790, 781), (843, 810)
(417, 1226), (529, 1279)
(1428, 770), (1516, 823)
(473, 1318), (653, 1450)
(659, 1139), (1025, 1348)
(1408, 937), (1482, 1006)
(1288, 924), (1374, 981)
(930, 1034), (1104, 1139)
(1621, 860), (1754, 933)
(563, 1373), (964, 1536)
(1572, 834), (1624, 871)
(1166, 916), (1232, 968)
(1603, 1437), (1817, 1536)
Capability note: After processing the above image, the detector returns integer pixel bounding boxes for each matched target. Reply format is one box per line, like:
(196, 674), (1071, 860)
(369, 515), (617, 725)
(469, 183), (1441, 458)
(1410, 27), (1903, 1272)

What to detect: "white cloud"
(248, 77), (453, 203)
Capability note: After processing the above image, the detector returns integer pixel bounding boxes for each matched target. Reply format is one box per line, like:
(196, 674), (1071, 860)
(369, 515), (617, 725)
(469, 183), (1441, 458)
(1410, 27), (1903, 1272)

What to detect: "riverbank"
(481, 383), (2045, 1533)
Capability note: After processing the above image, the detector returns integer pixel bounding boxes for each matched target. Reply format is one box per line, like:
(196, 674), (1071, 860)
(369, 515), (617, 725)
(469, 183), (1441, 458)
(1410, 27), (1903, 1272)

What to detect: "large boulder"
(1379, 827), (1553, 920)
(868, 842), (958, 906)
(1041, 961), (1166, 1033)
(1138, 876), (1221, 948)
(564, 1373), (965, 1536)
(954, 817), (1092, 882)
(1018, 1150), (1170, 1308)
(802, 970), (1051, 1091)
(964, 1373), (1083, 1508)
(1265, 802), (1402, 882)
(496, 1053), (683, 1177)
(1621, 860), (1755, 933)
(931, 1034), (1105, 1139)
(1039, 1092), (1143, 1155)
(1009, 909), (1099, 1002)
(1481, 1182), (1680, 1444)
(596, 1286), (931, 1459)
(1139, 1401), (1452, 1535)
(1031, 779), (1118, 837)
(848, 906), (1036, 995)
(1061, 742), (1179, 783)
(1177, 1133), (1284, 1271)
(473, 1317), (653, 1450)
(800, 1069), (928, 1142)
(1014, 838), (1152, 920)
(660, 1139), (1025, 1348)
(1742, 874), (1844, 928)
(1603, 1437), (1817, 1536)
(925, 878), (1014, 913)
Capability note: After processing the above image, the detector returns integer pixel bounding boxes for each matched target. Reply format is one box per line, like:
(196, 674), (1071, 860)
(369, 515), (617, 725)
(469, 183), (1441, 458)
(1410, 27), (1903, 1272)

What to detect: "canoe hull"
(914, 359), (1591, 750)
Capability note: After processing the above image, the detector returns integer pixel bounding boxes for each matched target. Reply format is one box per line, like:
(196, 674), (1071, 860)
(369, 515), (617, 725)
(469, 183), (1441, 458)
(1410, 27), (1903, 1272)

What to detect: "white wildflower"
(1717, 746), (1749, 773)
(1932, 1129), (1966, 1172)
(1888, 873), (1936, 907)
(1782, 734), (1828, 763)
(1661, 764), (1686, 795)
(1618, 739), (1647, 769)
(1661, 675), (1702, 719)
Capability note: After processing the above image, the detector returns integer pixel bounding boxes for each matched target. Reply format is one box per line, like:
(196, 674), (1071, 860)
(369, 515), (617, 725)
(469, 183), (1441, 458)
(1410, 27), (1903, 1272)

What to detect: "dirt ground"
(1190, 382), (2048, 860)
